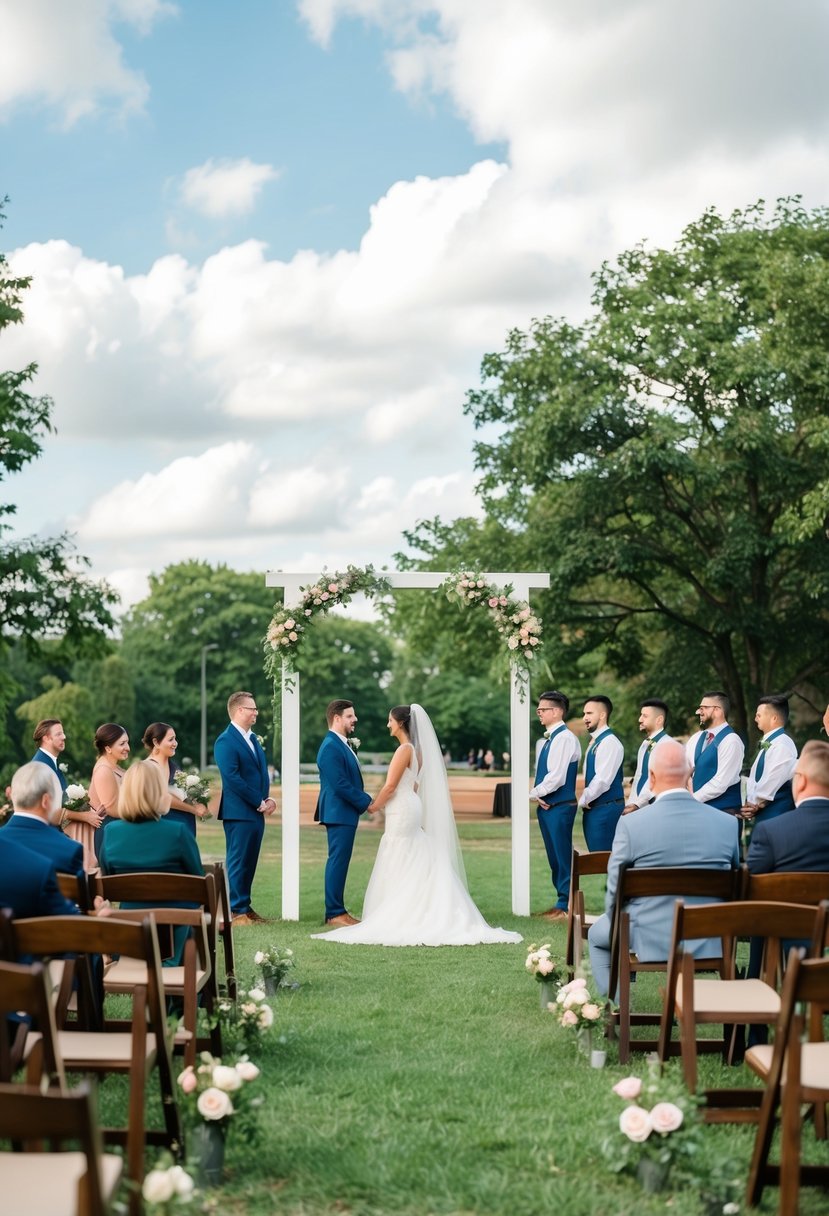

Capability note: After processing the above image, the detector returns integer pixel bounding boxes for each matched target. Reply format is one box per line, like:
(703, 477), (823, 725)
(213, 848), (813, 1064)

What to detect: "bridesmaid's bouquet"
(173, 769), (212, 811)
(63, 782), (90, 811)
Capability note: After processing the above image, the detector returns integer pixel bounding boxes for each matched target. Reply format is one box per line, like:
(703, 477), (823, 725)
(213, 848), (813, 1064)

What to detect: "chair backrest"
(0, 959), (65, 1088)
(669, 899), (828, 984)
(56, 871), (94, 912)
(743, 870), (829, 906)
(202, 861), (236, 999)
(570, 848), (611, 882)
(93, 870), (217, 972)
(0, 1080), (115, 1216)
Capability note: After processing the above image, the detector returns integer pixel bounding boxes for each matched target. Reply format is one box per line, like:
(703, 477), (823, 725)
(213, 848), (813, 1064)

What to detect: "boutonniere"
(255, 734), (266, 748)
(543, 729), (552, 739)
(348, 737), (361, 753)
(59, 762), (68, 773)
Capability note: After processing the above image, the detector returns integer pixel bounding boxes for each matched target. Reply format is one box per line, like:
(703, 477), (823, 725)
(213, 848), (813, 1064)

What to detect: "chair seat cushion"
(746, 1041), (829, 1094)
(676, 976), (780, 1017)
(0, 1150), (122, 1215)
(57, 1030), (157, 1067)
(104, 958), (207, 992)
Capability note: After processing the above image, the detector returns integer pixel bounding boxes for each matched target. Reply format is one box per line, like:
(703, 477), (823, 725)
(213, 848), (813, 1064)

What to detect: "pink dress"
(65, 762), (123, 870)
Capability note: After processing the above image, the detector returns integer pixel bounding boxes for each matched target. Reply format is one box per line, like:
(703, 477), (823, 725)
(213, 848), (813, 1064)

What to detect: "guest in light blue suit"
(214, 691), (274, 925)
(316, 699), (373, 926)
(588, 739), (740, 997)
(3, 761), (84, 877)
(31, 718), (68, 794)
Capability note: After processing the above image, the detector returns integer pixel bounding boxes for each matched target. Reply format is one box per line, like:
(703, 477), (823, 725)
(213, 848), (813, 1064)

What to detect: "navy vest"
(584, 731), (624, 806)
(752, 728), (795, 821)
(692, 726), (741, 810)
(635, 729), (666, 795)
(534, 725), (578, 805)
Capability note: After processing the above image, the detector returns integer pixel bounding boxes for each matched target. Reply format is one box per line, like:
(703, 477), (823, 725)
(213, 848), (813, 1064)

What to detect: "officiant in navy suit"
(31, 718), (68, 794)
(214, 691), (275, 926)
(316, 699), (373, 926)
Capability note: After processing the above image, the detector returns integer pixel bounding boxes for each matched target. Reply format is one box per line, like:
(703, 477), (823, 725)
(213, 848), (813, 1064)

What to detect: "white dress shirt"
(686, 722), (745, 803)
(529, 724), (581, 801)
(629, 732), (673, 808)
(579, 726), (624, 808)
(745, 731), (797, 804)
(231, 720), (256, 751)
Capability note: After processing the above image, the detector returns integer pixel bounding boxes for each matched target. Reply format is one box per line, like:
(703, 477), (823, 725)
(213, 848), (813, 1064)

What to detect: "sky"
(2, 0), (829, 612)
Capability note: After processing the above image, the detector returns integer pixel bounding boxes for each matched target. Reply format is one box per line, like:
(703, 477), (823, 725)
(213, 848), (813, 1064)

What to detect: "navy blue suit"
(747, 798), (829, 873)
(31, 748), (68, 794)
(2, 814), (84, 877)
(316, 731), (372, 919)
(0, 835), (78, 919)
(214, 724), (270, 917)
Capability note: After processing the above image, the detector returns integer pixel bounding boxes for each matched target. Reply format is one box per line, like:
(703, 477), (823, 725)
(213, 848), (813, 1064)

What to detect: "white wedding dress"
(313, 739), (522, 948)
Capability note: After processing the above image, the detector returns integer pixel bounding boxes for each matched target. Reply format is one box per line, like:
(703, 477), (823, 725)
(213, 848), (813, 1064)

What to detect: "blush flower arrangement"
(601, 1061), (742, 1210)
(141, 1156), (195, 1213)
(264, 564), (391, 685)
(442, 571), (542, 699)
(525, 942), (563, 987)
(212, 986), (275, 1056)
(555, 976), (604, 1031)
(177, 1051), (263, 1135)
(254, 944), (296, 991)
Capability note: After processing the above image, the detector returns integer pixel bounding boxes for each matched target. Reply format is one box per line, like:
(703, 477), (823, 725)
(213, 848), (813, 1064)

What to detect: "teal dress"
(98, 817), (204, 964)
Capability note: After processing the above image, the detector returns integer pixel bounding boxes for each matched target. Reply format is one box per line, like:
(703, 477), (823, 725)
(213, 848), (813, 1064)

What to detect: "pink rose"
(488, 597), (499, 607)
(619, 1105), (653, 1142)
(284, 618), (295, 629)
(178, 1067), (198, 1094)
(560, 1009), (578, 1027)
(612, 1076), (642, 1101)
(581, 1002), (602, 1021)
(650, 1102), (684, 1135)
(537, 958), (554, 976)
(197, 1087), (233, 1121)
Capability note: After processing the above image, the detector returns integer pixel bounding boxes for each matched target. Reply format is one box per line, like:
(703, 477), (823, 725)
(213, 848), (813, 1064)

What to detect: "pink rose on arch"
(612, 1076), (642, 1101)
(488, 597), (499, 608)
(560, 1009), (579, 1027)
(650, 1102), (684, 1135)
(328, 583), (339, 593)
(619, 1105), (653, 1142)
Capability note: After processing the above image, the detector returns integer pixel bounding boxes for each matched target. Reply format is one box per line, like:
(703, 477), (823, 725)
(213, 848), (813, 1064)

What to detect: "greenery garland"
(263, 565), (542, 701)
(440, 571), (543, 700)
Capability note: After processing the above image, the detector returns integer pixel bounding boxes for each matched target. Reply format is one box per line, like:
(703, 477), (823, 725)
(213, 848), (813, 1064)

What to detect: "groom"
(316, 699), (373, 926)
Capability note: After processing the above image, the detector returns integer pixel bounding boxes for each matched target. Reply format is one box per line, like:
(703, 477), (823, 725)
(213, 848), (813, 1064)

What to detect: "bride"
(313, 704), (522, 947)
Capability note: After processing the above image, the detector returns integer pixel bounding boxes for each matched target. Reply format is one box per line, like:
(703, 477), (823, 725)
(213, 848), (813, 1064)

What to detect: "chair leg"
(746, 1076), (779, 1209)
(779, 1077), (802, 1216)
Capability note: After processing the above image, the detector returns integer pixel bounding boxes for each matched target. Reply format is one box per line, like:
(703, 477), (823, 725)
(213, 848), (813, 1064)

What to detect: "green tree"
(119, 561), (277, 760)
(15, 677), (97, 777)
(0, 198), (117, 761)
(408, 199), (829, 743)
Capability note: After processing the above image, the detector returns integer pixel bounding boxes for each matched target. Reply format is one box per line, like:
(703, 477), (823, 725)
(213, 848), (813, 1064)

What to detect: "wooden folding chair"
(0, 1080), (123, 1216)
(203, 861), (237, 1001)
(0, 960), (65, 1089)
(742, 869), (829, 907)
(565, 848), (609, 981)
(0, 914), (182, 1215)
(56, 872), (94, 913)
(745, 951), (829, 1214)
(605, 865), (740, 1063)
(91, 872), (220, 1066)
(658, 900), (827, 1121)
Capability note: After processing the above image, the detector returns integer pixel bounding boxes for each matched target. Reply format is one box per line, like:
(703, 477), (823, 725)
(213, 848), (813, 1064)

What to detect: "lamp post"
(200, 644), (218, 771)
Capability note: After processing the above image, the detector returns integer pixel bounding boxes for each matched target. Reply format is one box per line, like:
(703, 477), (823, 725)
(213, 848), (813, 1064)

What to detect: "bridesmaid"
(143, 722), (208, 836)
(89, 723), (131, 866)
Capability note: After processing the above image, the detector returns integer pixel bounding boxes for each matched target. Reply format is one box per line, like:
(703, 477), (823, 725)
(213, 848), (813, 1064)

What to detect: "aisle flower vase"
(190, 1121), (226, 1187)
(263, 976), (279, 997)
(539, 981), (553, 1010)
(636, 1157), (669, 1194)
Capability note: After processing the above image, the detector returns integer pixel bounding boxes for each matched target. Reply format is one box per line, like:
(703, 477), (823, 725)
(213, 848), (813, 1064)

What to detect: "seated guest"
(740, 694), (797, 828)
(98, 760), (204, 964)
(3, 762), (84, 877)
(747, 740), (829, 873)
(587, 739), (740, 997)
(0, 836), (78, 920)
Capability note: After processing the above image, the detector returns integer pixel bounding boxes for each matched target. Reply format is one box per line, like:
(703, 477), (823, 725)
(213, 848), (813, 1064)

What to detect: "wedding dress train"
(313, 748), (522, 948)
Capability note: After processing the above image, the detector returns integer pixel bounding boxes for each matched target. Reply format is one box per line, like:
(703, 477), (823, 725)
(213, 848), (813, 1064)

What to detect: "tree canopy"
(403, 199), (829, 742)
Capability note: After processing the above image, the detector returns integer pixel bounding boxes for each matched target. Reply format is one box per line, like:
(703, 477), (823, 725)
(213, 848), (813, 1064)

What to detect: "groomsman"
(740, 694), (797, 827)
(214, 691), (275, 926)
(686, 690), (745, 813)
(623, 699), (671, 814)
(31, 718), (68, 794)
(529, 690), (581, 921)
(578, 695), (625, 850)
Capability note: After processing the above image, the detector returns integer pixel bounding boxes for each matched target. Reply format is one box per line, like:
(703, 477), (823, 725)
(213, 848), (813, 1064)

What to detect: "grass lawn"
(140, 818), (824, 1214)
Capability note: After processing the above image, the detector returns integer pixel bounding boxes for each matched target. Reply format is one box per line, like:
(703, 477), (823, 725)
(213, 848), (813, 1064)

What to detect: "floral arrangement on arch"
(525, 942), (563, 988)
(601, 1061), (742, 1208)
(442, 571), (542, 699)
(263, 564), (390, 684)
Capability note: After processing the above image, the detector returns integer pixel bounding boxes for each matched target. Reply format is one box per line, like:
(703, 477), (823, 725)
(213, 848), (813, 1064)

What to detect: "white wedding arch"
(265, 569), (550, 920)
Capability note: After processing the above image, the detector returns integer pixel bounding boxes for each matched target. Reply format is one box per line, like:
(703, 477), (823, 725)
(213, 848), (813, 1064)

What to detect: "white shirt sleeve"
(529, 730), (580, 800)
(691, 732), (745, 802)
(579, 733), (624, 807)
(746, 735), (798, 803)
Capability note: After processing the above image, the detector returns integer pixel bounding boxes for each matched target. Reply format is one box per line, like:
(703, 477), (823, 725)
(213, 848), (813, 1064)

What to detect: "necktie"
(703, 731), (715, 748)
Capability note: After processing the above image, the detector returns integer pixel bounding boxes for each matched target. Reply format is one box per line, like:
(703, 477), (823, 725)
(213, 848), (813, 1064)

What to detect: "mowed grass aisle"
(193, 817), (793, 1216)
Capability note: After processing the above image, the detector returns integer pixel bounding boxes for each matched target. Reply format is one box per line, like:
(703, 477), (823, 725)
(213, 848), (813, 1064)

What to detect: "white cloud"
(180, 158), (280, 219)
(248, 465), (349, 529)
(0, 0), (176, 124)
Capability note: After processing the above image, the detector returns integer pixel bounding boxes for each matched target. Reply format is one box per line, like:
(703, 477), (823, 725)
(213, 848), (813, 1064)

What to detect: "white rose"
(257, 1004), (274, 1029)
(142, 1169), (175, 1203)
(169, 1165), (195, 1197)
(248, 987), (266, 1001)
(619, 1105), (653, 1142)
(65, 784), (86, 800)
(236, 1060), (260, 1082)
(185, 774), (200, 788)
(197, 1087), (233, 1121)
(650, 1102), (684, 1135)
(254, 951), (265, 965)
(212, 1064), (242, 1092)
